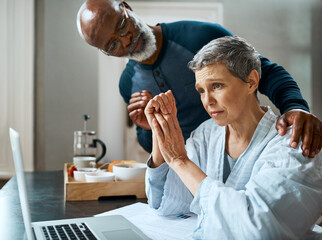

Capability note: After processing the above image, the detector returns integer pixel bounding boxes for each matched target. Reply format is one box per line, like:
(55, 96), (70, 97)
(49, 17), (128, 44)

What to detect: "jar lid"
(74, 131), (96, 135)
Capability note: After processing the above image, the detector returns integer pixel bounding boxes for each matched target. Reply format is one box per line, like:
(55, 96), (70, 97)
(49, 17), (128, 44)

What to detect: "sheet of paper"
(95, 202), (197, 240)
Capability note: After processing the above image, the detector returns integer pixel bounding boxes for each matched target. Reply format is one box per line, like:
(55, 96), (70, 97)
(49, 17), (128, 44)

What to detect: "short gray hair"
(188, 36), (261, 83)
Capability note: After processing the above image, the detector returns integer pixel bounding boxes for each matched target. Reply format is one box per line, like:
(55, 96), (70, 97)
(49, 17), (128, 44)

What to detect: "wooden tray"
(64, 164), (146, 201)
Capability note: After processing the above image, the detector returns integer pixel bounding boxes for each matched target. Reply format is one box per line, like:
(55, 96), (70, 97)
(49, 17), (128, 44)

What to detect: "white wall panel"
(0, 0), (34, 177)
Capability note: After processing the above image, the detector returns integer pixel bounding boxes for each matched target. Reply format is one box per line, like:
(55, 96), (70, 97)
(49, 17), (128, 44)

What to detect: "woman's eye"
(197, 89), (205, 94)
(213, 83), (222, 89)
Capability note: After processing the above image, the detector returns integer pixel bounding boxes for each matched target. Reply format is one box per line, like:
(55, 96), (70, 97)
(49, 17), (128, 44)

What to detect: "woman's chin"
(212, 119), (227, 126)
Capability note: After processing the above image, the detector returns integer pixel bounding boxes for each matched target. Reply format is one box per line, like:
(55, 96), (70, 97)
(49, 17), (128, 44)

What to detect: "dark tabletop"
(0, 171), (147, 239)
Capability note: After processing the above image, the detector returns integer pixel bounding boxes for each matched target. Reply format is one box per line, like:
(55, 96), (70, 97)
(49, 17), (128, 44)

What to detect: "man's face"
(80, 2), (156, 62)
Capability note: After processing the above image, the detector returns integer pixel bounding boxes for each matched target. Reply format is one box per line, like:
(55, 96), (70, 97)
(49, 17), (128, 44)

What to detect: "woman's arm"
(151, 113), (206, 195)
(148, 90), (207, 195)
(144, 90), (203, 214)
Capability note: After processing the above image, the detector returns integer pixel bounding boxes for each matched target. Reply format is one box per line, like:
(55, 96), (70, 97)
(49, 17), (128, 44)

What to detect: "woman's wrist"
(150, 152), (165, 168)
(169, 156), (206, 196)
(168, 156), (189, 171)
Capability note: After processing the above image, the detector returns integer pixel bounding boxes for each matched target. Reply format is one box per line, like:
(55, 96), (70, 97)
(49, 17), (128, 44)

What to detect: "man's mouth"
(129, 32), (143, 54)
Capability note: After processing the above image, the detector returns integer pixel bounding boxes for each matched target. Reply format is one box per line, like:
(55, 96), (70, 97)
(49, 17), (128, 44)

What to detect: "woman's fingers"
(154, 113), (170, 136)
(151, 115), (165, 143)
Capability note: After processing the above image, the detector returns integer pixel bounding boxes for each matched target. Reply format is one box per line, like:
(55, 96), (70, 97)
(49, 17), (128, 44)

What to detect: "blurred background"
(1, 0), (321, 183)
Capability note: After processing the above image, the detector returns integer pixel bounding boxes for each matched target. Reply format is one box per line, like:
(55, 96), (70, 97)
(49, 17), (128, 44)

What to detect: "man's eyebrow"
(103, 14), (123, 50)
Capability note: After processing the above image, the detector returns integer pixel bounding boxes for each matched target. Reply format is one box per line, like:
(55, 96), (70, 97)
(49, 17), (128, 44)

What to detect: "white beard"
(122, 11), (157, 63)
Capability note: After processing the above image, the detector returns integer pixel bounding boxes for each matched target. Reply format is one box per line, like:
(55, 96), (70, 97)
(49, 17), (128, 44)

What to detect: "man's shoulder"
(162, 21), (232, 39)
(161, 21), (233, 53)
(120, 60), (136, 80)
(162, 20), (226, 32)
(119, 60), (137, 101)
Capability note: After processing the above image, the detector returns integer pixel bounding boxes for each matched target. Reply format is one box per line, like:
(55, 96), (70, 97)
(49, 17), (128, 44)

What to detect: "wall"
(36, 0), (322, 170)
(0, 0), (34, 177)
(35, 0), (99, 170)
(222, 0), (321, 117)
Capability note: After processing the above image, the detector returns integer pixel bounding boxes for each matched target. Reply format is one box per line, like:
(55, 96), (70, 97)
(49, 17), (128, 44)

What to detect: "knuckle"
(164, 115), (171, 121)
(293, 123), (302, 132)
(160, 121), (166, 128)
(127, 105), (133, 112)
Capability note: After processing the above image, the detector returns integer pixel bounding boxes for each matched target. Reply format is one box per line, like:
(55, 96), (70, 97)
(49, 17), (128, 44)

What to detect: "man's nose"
(120, 33), (132, 50)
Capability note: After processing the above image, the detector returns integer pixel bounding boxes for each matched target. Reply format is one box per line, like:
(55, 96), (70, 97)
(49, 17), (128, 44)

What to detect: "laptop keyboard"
(42, 223), (97, 240)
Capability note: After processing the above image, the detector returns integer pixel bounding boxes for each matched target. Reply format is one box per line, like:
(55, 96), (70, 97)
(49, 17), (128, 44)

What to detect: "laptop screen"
(9, 128), (35, 240)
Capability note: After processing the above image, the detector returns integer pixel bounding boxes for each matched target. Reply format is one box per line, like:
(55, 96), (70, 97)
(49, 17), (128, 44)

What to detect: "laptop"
(9, 128), (150, 240)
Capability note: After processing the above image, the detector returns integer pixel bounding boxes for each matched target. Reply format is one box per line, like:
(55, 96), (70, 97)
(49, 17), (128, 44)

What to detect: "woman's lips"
(210, 110), (224, 117)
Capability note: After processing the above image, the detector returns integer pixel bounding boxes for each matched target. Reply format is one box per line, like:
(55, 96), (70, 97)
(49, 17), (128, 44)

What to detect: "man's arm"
(119, 62), (153, 153)
(258, 56), (321, 157)
(258, 56), (309, 113)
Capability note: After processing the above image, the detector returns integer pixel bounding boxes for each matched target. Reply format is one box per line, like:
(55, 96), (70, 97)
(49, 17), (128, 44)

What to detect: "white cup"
(73, 156), (96, 168)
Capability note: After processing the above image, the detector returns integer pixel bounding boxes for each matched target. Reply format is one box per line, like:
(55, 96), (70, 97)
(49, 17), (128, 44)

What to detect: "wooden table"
(0, 171), (147, 239)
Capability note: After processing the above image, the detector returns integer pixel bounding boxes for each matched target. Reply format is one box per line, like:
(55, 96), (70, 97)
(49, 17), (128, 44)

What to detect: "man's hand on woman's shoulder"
(276, 109), (321, 158)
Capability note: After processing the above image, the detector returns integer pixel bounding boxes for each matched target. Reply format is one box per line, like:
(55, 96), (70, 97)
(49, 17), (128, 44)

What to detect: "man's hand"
(127, 90), (152, 130)
(276, 109), (321, 158)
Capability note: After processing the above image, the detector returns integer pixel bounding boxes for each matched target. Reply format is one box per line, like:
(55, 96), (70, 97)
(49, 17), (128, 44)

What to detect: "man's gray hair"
(188, 36), (261, 83)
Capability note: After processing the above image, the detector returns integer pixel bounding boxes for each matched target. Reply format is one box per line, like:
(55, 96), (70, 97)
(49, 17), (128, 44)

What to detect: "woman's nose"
(203, 92), (216, 106)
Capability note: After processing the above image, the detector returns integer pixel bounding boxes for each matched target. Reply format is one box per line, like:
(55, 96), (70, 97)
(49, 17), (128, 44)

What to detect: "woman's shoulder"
(260, 123), (322, 170)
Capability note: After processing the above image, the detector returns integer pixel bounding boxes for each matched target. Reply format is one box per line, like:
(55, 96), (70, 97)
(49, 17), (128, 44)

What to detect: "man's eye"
(119, 19), (128, 35)
(120, 19), (127, 30)
(108, 41), (117, 52)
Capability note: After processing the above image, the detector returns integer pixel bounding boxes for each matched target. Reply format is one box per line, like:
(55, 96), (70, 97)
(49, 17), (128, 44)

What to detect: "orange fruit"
(121, 160), (136, 164)
(107, 160), (121, 172)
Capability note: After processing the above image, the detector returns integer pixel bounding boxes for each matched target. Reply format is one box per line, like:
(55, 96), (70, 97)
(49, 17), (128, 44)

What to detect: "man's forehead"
(81, 0), (121, 46)
(86, 0), (117, 9)
(85, 0), (119, 14)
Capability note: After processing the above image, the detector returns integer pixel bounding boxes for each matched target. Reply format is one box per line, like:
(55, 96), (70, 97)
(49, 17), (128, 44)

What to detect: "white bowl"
(73, 168), (98, 182)
(85, 172), (115, 182)
(113, 163), (147, 181)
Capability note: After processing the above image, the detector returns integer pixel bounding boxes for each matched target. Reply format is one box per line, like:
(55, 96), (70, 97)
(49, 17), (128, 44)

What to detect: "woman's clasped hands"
(144, 90), (188, 167)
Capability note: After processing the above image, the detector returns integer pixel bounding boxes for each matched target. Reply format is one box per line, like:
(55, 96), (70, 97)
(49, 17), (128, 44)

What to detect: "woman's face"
(195, 63), (251, 126)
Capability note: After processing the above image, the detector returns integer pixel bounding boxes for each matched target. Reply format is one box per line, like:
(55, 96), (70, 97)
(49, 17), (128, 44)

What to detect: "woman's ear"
(247, 70), (259, 94)
(121, 1), (133, 11)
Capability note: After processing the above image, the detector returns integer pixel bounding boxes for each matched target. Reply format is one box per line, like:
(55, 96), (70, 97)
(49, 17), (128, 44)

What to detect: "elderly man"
(76, 0), (321, 157)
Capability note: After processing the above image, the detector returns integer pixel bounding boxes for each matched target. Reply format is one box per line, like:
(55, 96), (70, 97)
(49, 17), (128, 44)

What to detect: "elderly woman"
(144, 36), (322, 239)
